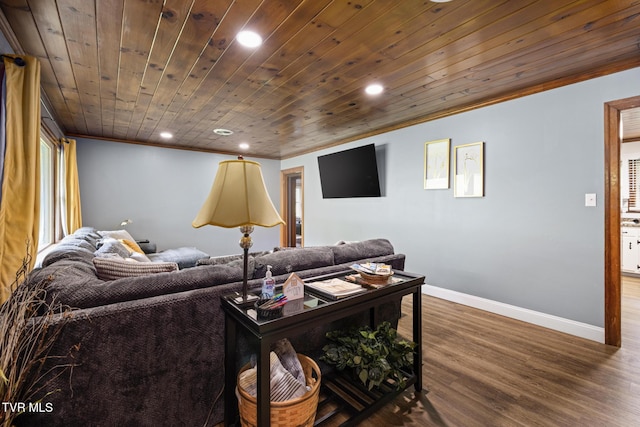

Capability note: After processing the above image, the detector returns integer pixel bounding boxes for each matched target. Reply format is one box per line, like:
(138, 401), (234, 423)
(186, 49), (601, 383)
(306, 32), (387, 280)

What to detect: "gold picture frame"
(453, 142), (484, 197)
(423, 138), (450, 189)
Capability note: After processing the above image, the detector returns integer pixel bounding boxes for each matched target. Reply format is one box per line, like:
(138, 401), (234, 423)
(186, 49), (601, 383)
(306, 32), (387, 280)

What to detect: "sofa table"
(222, 269), (425, 427)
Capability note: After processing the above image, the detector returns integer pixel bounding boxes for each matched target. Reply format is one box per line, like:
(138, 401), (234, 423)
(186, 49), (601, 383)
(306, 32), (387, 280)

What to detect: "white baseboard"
(422, 284), (605, 343)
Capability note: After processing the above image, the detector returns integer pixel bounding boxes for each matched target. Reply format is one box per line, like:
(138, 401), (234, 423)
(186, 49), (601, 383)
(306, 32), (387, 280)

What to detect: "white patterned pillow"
(98, 229), (136, 242)
(98, 229), (145, 253)
(93, 256), (178, 280)
(95, 237), (130, 258)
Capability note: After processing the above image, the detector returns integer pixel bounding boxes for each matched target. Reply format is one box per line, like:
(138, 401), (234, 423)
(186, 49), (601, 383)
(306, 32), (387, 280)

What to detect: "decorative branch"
(0, 241), (76, 427)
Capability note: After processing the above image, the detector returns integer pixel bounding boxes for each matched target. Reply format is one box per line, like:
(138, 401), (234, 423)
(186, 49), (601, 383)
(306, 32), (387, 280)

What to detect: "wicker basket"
(254, 298), (284, 320)
(236, 354), (321, 427)
(359, 270), (393, 285)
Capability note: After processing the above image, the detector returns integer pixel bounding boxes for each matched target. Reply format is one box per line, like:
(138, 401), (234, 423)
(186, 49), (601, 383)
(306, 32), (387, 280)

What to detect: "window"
(38, 137), (55, 249)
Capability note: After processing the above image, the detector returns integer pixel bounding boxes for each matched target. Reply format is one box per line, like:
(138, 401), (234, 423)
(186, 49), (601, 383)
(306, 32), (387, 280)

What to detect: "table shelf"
(315, 369), (417, 426)
(222, 269), (425, 427)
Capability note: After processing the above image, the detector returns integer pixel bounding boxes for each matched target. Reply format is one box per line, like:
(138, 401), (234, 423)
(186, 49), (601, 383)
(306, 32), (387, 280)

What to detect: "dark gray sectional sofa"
(17, 227), (405, 426)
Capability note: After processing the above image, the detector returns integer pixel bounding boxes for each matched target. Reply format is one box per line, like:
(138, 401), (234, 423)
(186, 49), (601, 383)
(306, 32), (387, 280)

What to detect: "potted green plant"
(320, 321), (415, 390)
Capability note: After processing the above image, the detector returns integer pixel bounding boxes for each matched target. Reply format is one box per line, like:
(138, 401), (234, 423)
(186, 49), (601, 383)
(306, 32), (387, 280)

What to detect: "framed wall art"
(453, 142), (484, 197)
(423, 138), (450, 189)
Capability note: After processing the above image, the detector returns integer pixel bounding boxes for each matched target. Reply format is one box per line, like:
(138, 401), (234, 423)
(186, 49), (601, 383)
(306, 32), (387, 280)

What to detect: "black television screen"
(317, 144), (381, 198)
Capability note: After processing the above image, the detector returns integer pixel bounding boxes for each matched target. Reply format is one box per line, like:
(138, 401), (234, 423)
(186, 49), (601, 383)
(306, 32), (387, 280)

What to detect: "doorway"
(280, 166), (304, 247)
(604, 95), (640, 346)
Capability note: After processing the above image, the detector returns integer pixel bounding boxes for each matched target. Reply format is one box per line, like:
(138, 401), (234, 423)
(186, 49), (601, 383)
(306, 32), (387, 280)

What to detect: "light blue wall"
(282, 67), (640, 327)
(76, 138), (282, 256)
(74, 68), (639, 327)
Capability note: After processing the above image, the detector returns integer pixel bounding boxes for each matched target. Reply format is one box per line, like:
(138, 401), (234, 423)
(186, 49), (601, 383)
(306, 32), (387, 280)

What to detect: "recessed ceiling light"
(239, 142), (250, 150)
(365, 83), (384, 95)
(430, 0), (453, 3)
(213, 128), (234, 136)
(236, 30), (262, 48)
(159, 132), (173, 139)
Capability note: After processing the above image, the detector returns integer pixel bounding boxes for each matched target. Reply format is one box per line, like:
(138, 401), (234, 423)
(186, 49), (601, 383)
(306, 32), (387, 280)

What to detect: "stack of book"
(305, 278), (366, 300)
(350, 263), (392, 275)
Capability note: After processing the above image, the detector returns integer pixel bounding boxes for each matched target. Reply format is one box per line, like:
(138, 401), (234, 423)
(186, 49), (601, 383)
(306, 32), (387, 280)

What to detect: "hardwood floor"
(353, 277), (640, 427)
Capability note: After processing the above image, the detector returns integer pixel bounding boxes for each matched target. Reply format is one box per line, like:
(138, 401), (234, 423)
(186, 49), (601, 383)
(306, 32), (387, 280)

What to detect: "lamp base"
(239, 225), (254, 304)
(232, 293), (260, 307)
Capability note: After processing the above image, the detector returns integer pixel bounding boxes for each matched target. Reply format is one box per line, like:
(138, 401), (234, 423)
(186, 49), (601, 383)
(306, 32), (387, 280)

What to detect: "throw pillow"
(147, 247), (210, 269)
(129, 251), (151, 262)
(120, 238), (145, 254)
(93, 256), (178, 280)
(94, 238), (131, 258)
(98, 229), (145, 253)
(98, 229), (135, 241)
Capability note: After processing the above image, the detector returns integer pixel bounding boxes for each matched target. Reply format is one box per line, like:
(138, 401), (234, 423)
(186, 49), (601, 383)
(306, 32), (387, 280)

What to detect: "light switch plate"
(585, 193), (597, 207)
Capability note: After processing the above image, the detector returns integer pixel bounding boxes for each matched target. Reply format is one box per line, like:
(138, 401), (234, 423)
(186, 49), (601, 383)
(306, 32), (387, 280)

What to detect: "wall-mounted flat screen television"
(317, 144), (381, 198)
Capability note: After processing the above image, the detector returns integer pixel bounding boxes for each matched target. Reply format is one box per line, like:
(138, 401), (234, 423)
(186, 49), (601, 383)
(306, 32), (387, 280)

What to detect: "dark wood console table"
(222, 269), (425, 426)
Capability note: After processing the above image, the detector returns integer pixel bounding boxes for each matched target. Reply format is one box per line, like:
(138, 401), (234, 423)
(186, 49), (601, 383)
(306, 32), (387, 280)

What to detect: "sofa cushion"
(197, 253), (243, 266)
(71, 227), (102, 246)
(57, 237), (95, 251)
(93, 256), (179, 280)
(39, 263), (244, 309)
(331, 239), (394, 265)
(26, 259), (103, 311)
(147, 247), (210, 269)
(197, 254), (255, 278)
(253, 247), (334, 278)
(42, 244), (95, 267)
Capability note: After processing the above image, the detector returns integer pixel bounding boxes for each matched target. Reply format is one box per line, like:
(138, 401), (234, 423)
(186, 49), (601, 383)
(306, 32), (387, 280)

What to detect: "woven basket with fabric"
(236, 354), (321, 427)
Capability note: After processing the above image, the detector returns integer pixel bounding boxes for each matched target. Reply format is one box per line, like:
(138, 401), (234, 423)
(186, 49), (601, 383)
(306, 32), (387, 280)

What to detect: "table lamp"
(192, 157), (285, 305)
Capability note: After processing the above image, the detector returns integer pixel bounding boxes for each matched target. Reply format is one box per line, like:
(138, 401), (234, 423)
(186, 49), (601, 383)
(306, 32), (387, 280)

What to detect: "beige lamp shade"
(192, 159), (285, 229)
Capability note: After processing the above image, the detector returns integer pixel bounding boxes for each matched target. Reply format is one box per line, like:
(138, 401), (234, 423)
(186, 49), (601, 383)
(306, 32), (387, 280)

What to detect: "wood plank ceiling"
(622, 107), (640, 143)
(0, 0), (639, 159)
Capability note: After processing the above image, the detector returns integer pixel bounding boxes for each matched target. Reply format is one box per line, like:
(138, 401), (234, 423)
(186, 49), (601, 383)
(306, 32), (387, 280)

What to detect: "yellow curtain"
(0, 55), (41, 303)
(63, 138), (82, 234)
